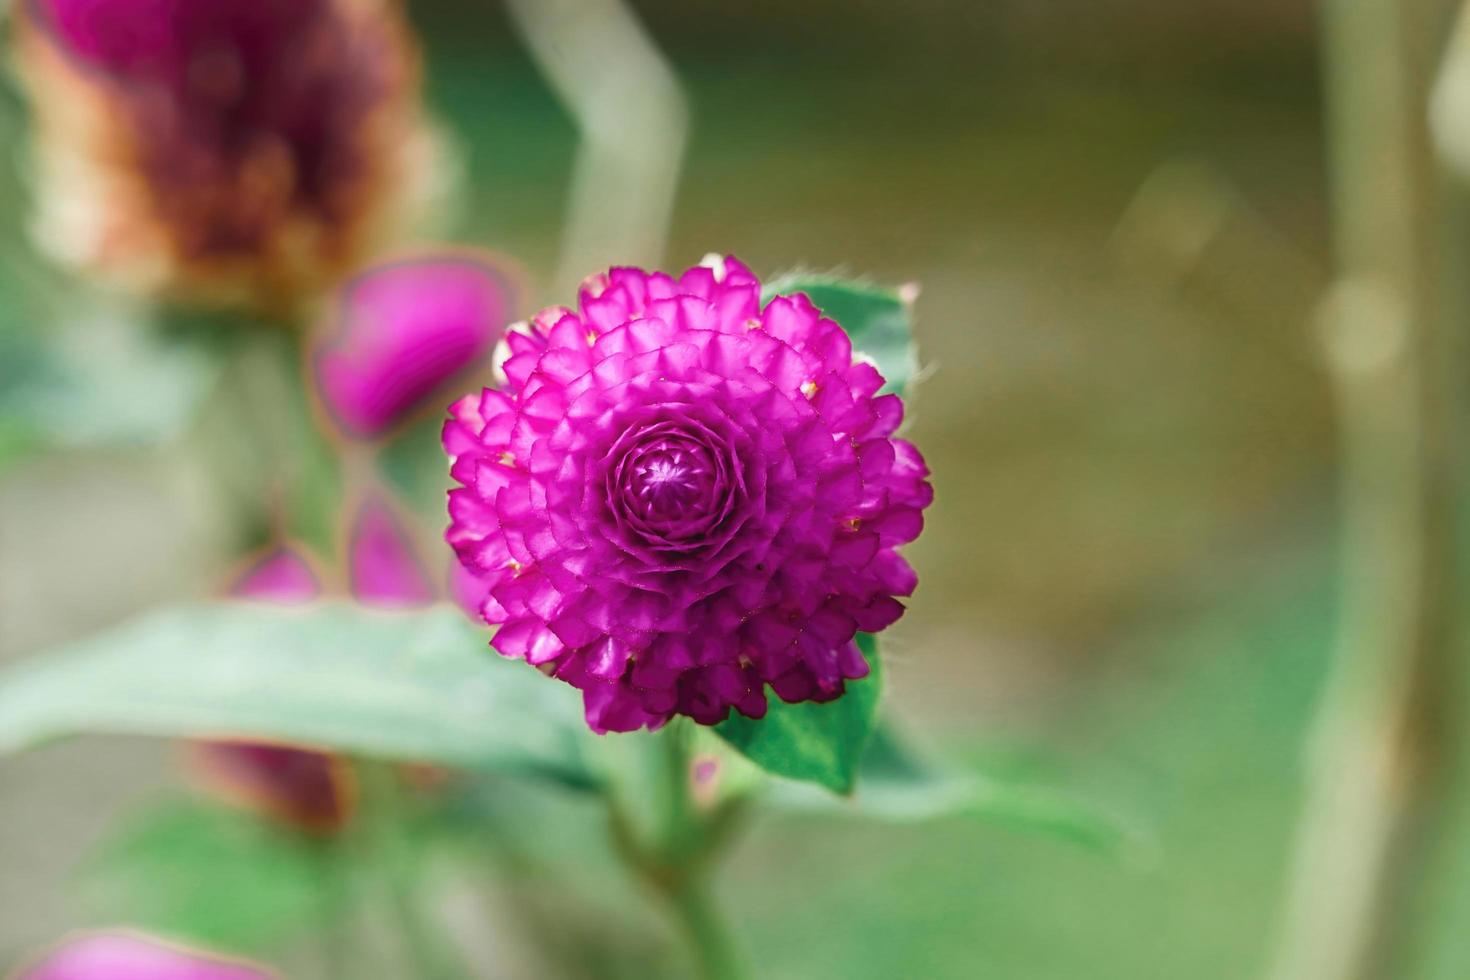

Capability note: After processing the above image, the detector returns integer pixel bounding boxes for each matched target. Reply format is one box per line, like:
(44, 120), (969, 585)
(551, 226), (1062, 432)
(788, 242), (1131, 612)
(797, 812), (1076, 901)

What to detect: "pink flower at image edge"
(444, 256), (931, 733)
(17, 932), (272, 980)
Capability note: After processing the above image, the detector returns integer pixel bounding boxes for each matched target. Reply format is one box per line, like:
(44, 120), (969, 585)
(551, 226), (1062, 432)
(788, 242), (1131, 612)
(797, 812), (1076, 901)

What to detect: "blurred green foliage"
(0, 0), (1370, 977)
(77, 799), (345, 954)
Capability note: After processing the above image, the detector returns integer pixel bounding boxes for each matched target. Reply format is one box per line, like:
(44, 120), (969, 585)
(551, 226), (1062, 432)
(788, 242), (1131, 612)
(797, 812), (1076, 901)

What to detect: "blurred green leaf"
(77, 799), (349, 954)
(184, 329), (344, 555)
(763, 275), (919, 395)
(0, 302), (223, 453)
(714, 633), (881, 794)
(0, 413), (40, 473)
(0, 603), (595, 786)
(768, 725), (1140, 853)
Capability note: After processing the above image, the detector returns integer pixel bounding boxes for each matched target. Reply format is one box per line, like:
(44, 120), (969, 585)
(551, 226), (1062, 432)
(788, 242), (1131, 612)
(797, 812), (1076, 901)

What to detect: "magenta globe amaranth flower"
(444, 257), (931, 733)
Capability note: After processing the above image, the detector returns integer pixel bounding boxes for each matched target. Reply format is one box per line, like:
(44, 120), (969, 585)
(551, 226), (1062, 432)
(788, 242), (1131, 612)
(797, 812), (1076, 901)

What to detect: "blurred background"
(0, 0), (1401, 976)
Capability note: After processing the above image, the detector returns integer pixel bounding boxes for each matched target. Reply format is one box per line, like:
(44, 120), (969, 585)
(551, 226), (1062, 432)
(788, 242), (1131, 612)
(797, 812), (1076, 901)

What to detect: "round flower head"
(444, 257), (931, 733)
(14, 0), (444, 310)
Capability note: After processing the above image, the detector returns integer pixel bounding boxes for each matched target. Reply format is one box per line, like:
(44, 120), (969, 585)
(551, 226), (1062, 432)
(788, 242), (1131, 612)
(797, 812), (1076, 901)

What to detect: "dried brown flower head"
(14, 0), (446, 313)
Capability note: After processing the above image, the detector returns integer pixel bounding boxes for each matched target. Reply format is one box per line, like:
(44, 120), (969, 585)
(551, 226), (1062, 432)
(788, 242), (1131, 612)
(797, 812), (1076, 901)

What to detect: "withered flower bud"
(13, 0), (445, 312)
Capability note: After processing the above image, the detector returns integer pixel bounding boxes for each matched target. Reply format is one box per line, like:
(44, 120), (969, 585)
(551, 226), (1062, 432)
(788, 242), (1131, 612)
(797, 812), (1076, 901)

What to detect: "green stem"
(309, 837), (354, 980)
(663, 872), (747, 980)
(385, 870), (466, 980)
(1265, 2), (1465, 979)
(355, 761), (472, 980)
(607, 725), (752, 980)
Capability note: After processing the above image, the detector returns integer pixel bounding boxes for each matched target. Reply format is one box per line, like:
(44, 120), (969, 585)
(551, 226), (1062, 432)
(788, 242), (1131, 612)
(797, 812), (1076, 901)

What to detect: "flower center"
(626, 443), (715, 521)
(603, 418), (738, 550)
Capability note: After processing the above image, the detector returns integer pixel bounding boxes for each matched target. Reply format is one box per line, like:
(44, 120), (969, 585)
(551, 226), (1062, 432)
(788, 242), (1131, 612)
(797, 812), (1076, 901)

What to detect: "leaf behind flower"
(766, 724), (1145, 855)
(0, 602), (596, 787)
(713, 633), (882, 794)
(762, 275), (919, 396)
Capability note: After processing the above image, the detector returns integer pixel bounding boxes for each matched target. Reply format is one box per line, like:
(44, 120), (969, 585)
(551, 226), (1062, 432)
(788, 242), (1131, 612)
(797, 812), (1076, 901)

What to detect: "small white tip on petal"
(699, 253), (729, 283)
(490, 336), (513, 386)
(898, 281), (921, 306)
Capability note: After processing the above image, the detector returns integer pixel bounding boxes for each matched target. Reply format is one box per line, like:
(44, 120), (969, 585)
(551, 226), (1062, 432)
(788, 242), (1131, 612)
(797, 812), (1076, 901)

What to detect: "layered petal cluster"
(14, 0), (443, 309)
(445, 257), (931, 733)
(18, 932), (271, 980)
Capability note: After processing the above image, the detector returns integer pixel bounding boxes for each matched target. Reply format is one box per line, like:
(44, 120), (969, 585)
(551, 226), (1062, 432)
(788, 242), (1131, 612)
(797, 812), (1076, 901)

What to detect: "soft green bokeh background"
(0, 0), (1373, 976)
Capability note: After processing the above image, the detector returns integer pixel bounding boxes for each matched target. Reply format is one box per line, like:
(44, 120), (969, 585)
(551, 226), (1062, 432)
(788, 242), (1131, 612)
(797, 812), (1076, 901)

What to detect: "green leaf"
(0, 602), (595, 786)
(76, 798), (351, 954)
(767, 724), (1142, 854)
(0, 301), (222, 452)
(762, 275), (919, 395)
(714, 633), (882, 794)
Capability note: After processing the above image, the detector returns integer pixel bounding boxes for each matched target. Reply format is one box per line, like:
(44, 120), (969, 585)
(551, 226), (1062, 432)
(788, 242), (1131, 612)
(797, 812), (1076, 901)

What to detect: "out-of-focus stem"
(1265, 1), (1464, 979)
(309, 837), (354, 980)
(503, 0), (688, 296)
(664, 872), (747, 980)
(606, 726), (751, 980)
(356, 761), (472, 980)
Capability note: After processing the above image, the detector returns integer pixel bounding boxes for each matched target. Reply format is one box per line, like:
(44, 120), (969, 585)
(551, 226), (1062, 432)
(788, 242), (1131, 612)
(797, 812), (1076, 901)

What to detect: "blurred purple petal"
(189, 741), (352, 832)
(18, 932), (272, 980)
(348, 495), (435, 607)
(314, 256), (513, 439)
(229, 547), (320, 604)
(33, 0), (318, 77)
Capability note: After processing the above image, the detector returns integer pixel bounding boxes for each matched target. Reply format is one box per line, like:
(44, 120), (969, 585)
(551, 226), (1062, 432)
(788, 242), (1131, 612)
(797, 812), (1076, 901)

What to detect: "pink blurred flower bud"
(312, 255), (514, 439)
(16, 932), (273, 980)
(346, 494), (434, 607)
(14, 0), (445, 311)
(228, 546), (320, 604)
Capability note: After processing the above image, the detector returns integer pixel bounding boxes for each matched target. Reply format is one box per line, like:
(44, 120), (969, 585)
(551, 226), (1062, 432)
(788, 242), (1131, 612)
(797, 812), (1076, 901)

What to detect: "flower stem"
(607, 724), (752, 980)
(356, 761), (472, 980)
(503, 0), (688, 295)
(309, 837), (355, 980)
(662, 871), (748, 980)
(1265, 1), (1468, 978)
